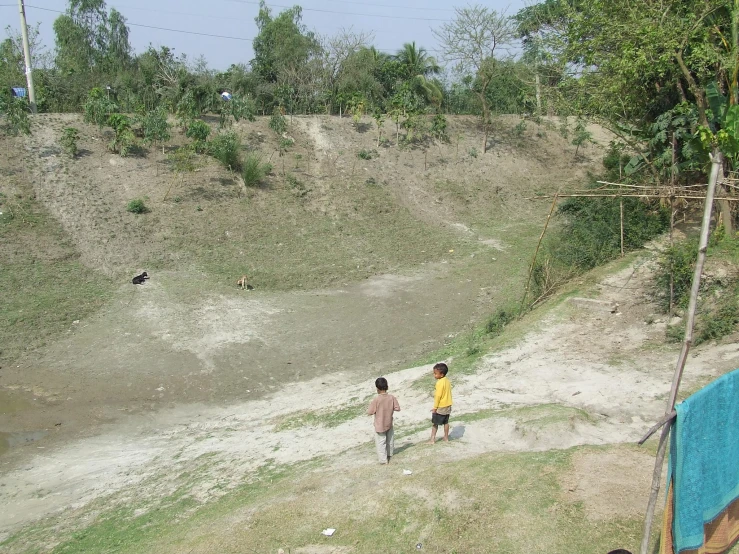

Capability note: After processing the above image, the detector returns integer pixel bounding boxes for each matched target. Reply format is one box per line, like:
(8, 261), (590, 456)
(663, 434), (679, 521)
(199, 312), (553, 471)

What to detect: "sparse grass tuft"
(241, 153), (271, 187)
(126, 198), (148, 214)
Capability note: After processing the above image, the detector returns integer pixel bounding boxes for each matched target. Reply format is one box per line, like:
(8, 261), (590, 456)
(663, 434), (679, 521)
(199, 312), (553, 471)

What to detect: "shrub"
(242, 153), (272, 187)
(0, 95), (32, 136)
(269, 109), (287, 136)
(431, 114), (449, 143)
(654, 238), (698, 312)
(548, 195), (669, 271)
(60, 127), (80, 158)
(572, 119), (594, 156)
(357, 149), (376, 160)
(107, 114), (137, 156)
(127, 199), (147, 214)
(696, 289), (739, 345)
(186, 120), (211, 152)
(83, 88), (118, 129)
(485, 306), (516, 336)
(141, 106), (171, 151)
(208, 132), (242, 171)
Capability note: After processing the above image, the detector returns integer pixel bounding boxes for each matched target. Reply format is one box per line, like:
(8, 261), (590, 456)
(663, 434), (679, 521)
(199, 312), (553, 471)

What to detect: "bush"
(485, 306), (516, 336)
(654, 238), (698, 311)
(107, 114), (137, 157)
(242, 153), (271, 187)
(83, 88), (118, 129)
(60, 127), (79, 158)
(208, 132), (242, 171)
(357, 149), (377, 160)
(696, 288), (739, 345)
(269, 109), (287, 136)
(127, 199), (147, 214)
(549, 195), (669, 271)
(431, 114), (449, 142)
(141, 106), (170, 150)
(186, 120), (211, 152)
(1, 96), (31, 136)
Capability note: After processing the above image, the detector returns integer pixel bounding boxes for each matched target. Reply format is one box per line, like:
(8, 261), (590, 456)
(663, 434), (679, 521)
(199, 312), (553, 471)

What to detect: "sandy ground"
(2, 250), (738, 540)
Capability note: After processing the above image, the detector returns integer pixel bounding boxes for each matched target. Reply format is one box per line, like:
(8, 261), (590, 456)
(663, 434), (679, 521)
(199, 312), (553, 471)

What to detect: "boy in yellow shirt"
(428, 362), (452, 444)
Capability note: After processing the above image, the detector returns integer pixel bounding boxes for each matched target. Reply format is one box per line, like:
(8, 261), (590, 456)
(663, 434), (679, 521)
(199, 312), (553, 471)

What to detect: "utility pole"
(17, 0), (37, 113)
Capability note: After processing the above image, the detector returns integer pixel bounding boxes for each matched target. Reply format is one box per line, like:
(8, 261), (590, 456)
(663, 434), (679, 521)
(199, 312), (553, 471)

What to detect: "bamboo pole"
(620, 199), (625, 257)
(639, 149), (723, 554)
(669, 196), (676, 316)
(520, 193), (559, 316)
(527, 194), (739, 201)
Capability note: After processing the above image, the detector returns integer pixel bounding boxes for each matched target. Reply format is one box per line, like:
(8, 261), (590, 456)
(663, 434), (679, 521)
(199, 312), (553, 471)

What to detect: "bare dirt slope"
(6, 113), (720, 552)
(2, 246), (738, 552)
(1, 114), (608, 443)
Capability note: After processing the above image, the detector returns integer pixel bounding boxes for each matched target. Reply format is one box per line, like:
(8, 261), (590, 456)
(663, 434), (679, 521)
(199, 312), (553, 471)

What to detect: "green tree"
(563, 0), (736, 232)
(393, 42), (443, 107)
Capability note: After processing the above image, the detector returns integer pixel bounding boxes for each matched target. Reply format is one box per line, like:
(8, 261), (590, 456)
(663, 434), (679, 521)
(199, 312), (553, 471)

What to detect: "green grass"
(4, 446), (650, 554)
(0, 194), (113, 365)
(169, 184), (475, 292)
(273, 396), (372, 431)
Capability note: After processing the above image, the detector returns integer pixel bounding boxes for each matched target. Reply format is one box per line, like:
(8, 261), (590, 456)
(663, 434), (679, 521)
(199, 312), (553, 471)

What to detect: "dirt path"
(3, 252), (738, 541)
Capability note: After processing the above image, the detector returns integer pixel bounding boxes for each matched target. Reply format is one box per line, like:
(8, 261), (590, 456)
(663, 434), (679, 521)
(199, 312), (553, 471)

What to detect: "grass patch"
(273, 396), (372, 431)
(0, 194), (113, 365)
(175, 184), (475, 291)
(15, 446), (649, 554)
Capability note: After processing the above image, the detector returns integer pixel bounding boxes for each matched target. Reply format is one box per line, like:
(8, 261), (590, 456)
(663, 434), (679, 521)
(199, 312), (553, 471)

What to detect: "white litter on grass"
(321, 528), (336, 537)
(403, 469), (413, 475)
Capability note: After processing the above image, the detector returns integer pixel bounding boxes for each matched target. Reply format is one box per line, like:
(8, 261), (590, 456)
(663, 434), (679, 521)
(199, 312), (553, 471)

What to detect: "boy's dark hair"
(375, 377), (389, 391)
(433, 362), (448, 376)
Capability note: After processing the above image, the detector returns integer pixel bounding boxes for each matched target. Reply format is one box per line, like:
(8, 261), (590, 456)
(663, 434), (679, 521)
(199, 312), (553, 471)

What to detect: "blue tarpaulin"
(11, 87), (27, 98)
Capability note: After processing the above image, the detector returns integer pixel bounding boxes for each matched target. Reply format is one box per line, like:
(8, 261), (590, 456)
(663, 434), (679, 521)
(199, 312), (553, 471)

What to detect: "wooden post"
(620, 198), (625, 257)
(669, 196), (675, 317)
(639, 149), (723, 554)
(520, 193), (559, 315)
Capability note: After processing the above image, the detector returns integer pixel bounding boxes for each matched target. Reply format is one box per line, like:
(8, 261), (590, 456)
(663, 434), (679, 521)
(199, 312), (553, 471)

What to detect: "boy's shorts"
(432, 406), (451, 426)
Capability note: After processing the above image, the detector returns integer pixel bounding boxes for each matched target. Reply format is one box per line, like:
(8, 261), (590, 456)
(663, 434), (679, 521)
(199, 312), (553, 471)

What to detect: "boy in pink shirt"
(367, 377), (401, 464)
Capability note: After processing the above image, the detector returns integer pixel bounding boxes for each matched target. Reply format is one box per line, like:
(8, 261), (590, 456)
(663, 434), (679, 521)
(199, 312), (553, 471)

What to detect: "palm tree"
(393, 42), (443, 108)
(393, 42), (441, 79)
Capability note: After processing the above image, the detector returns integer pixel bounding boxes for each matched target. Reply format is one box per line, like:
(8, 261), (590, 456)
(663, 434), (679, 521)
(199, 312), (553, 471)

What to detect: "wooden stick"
(639, 149), (723, 554)
(620, 199), (625, 257)
(526, 194), (739, 201)
(638, 410), (676, 445)
(520, 193), (558, 316)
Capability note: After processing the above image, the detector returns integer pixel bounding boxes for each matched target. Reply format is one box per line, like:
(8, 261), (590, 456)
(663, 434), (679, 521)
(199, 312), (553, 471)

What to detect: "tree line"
(1, 0), (737, 191)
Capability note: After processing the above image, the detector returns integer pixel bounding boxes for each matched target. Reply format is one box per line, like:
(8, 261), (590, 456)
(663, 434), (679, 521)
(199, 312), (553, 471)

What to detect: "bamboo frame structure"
(525, 161), (730, 554)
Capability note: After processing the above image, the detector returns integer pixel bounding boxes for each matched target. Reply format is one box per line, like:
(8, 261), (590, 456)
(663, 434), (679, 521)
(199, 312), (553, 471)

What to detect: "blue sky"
(2, 0), (529, 70)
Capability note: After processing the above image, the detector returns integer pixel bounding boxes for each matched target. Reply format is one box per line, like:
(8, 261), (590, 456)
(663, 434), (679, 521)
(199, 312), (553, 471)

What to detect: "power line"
(222, 0), (448, 22)
(26, 5), (256, 41)
(19, 3), (447, 51)
(302, 0), (455, 12)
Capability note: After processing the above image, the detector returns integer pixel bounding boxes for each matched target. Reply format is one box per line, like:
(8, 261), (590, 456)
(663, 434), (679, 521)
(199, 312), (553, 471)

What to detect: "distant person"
(367, 377), (401, 464)
(428, 362), (452, 444)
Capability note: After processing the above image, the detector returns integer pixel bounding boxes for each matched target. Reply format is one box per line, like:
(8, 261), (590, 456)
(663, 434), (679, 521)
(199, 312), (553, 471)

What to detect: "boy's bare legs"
(443, 423), (450, 442)
(427, 424), (438, 445)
